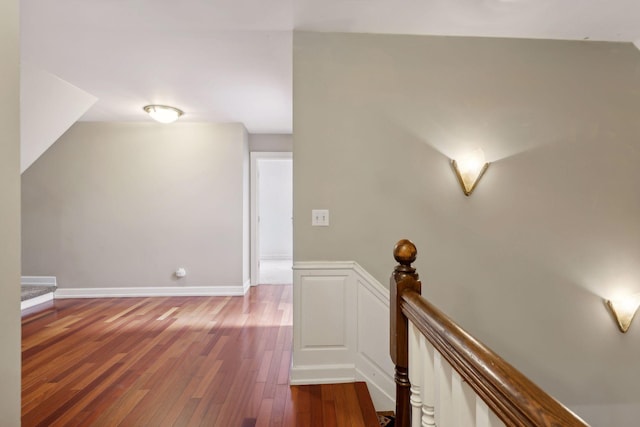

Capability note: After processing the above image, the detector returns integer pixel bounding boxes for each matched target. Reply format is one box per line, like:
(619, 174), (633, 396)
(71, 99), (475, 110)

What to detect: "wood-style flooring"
(22, 285), (379, 426)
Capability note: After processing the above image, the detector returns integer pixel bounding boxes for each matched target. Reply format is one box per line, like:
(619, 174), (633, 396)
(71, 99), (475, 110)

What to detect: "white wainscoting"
(291, 261), (395, 411)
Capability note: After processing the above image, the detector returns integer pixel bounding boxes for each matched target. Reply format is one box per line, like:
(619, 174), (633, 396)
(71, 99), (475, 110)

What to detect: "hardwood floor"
(22, 285), (379, 426)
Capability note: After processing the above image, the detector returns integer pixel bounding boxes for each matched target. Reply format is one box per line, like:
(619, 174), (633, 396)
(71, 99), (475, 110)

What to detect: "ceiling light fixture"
(143, 105), (184, 124)
(451, 148), (490, 196)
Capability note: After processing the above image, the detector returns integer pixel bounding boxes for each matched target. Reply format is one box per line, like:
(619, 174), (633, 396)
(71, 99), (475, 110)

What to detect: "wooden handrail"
(390, 239), (588, 427)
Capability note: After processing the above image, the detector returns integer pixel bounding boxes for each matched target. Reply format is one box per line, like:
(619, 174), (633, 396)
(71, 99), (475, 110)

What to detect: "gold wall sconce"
(605, 295), (640, 333)
(451, 148), (490, 196)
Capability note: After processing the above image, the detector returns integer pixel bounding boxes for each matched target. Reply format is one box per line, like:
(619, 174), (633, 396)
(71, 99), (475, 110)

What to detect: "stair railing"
(390, 239), (588, 427)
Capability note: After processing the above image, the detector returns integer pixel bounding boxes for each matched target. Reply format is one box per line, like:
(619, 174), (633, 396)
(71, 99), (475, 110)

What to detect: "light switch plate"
(312, 209), (329, 226)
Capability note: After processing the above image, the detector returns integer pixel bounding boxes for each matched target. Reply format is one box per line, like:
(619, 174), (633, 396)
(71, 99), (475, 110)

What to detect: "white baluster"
(451, 370), (475, 426)
(408, 323), (423, 427)
(434, 352), (453, 426)
(419, 334), (435, 427)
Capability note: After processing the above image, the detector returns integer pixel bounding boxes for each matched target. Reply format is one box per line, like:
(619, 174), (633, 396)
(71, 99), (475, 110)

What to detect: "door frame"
(250, 151), (293, 286)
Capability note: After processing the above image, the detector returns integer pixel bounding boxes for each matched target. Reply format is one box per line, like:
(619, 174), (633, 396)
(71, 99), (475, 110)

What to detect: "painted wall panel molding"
(292, 260), (395, 410)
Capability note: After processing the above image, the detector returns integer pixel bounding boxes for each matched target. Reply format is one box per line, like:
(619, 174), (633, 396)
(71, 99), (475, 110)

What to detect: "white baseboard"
(55, 282), (250, 299)
(288, 361), (394, 410)
(291, 260), (395, 411)
(21, 292), (54, 310)
(289, 364), (356, 385)
(21, 276), (57, 287)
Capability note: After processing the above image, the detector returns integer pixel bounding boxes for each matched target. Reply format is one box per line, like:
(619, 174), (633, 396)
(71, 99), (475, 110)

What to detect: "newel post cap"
(393, 239), (417, 266)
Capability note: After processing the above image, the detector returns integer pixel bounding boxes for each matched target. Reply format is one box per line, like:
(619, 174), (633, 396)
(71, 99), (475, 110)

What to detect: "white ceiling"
(21, 0), (640, 134)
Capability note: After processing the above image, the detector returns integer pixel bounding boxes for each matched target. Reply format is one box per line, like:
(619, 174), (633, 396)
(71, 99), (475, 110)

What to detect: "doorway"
(250, 152), (293, 285)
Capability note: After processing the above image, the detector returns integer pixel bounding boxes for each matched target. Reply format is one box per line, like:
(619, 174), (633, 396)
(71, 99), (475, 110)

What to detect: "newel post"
(390, 239), (421, 427)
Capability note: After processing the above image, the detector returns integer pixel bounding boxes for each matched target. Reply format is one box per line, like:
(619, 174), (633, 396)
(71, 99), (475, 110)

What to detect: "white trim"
(293, 261), (357, 271)
(289, 364), (356, 385)
(634, 40), (640, 51)
(21, 276), (57, 287)
(291, 260), (395, 411)
(293, 261), (388, 300)
(21, 292), (54, 310)
(354, 263), (389, 304)
(260, 254), (293, 261)
(55, 284), (250, 299)
(250, 151), (292, 286)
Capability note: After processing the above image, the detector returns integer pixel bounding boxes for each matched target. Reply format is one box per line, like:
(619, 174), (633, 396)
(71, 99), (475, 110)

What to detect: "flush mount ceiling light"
(451, 148), (490, 196)
(143, 105), (184, 124)
(605, 294), (640, 333)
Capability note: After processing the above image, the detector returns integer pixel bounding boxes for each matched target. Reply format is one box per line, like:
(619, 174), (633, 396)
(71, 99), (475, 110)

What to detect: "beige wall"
(22, 122), (249, 289)
(249, 133), (293, 152)
(293, 32), (640, 421)
(0, 0), (21, 422)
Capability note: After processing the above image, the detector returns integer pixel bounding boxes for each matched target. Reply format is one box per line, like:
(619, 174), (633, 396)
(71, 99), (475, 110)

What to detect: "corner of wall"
(242, 126), (250, 284)
(0, 0), (22, 420)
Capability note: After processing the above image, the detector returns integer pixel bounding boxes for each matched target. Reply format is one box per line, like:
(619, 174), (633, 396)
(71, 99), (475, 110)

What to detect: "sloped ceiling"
(20, 64), (97, 173)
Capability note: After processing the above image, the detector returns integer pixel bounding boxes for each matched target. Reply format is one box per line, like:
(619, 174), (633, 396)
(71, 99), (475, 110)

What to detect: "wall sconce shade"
(451, 149), (490, 196)
(605, 296), (640, 333)
(143, 105), (184, 124)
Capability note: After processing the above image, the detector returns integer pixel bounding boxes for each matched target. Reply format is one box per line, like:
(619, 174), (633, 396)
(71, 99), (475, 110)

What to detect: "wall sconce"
(143, 105), (184, 124)
(451, 148), (490, 196)
(605, 294), (640, 333)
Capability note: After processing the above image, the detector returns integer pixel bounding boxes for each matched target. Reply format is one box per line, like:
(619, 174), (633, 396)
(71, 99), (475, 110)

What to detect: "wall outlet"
(312, 209), (329, 226)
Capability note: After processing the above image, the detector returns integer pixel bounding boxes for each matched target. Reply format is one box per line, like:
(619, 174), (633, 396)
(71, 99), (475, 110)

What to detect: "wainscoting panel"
(292, 264), (357, 384)
(291, 261), (395, 411)
(300, 275), (348, 348)
(354, 274), (395, 410)
(356, 275), (392, 372)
